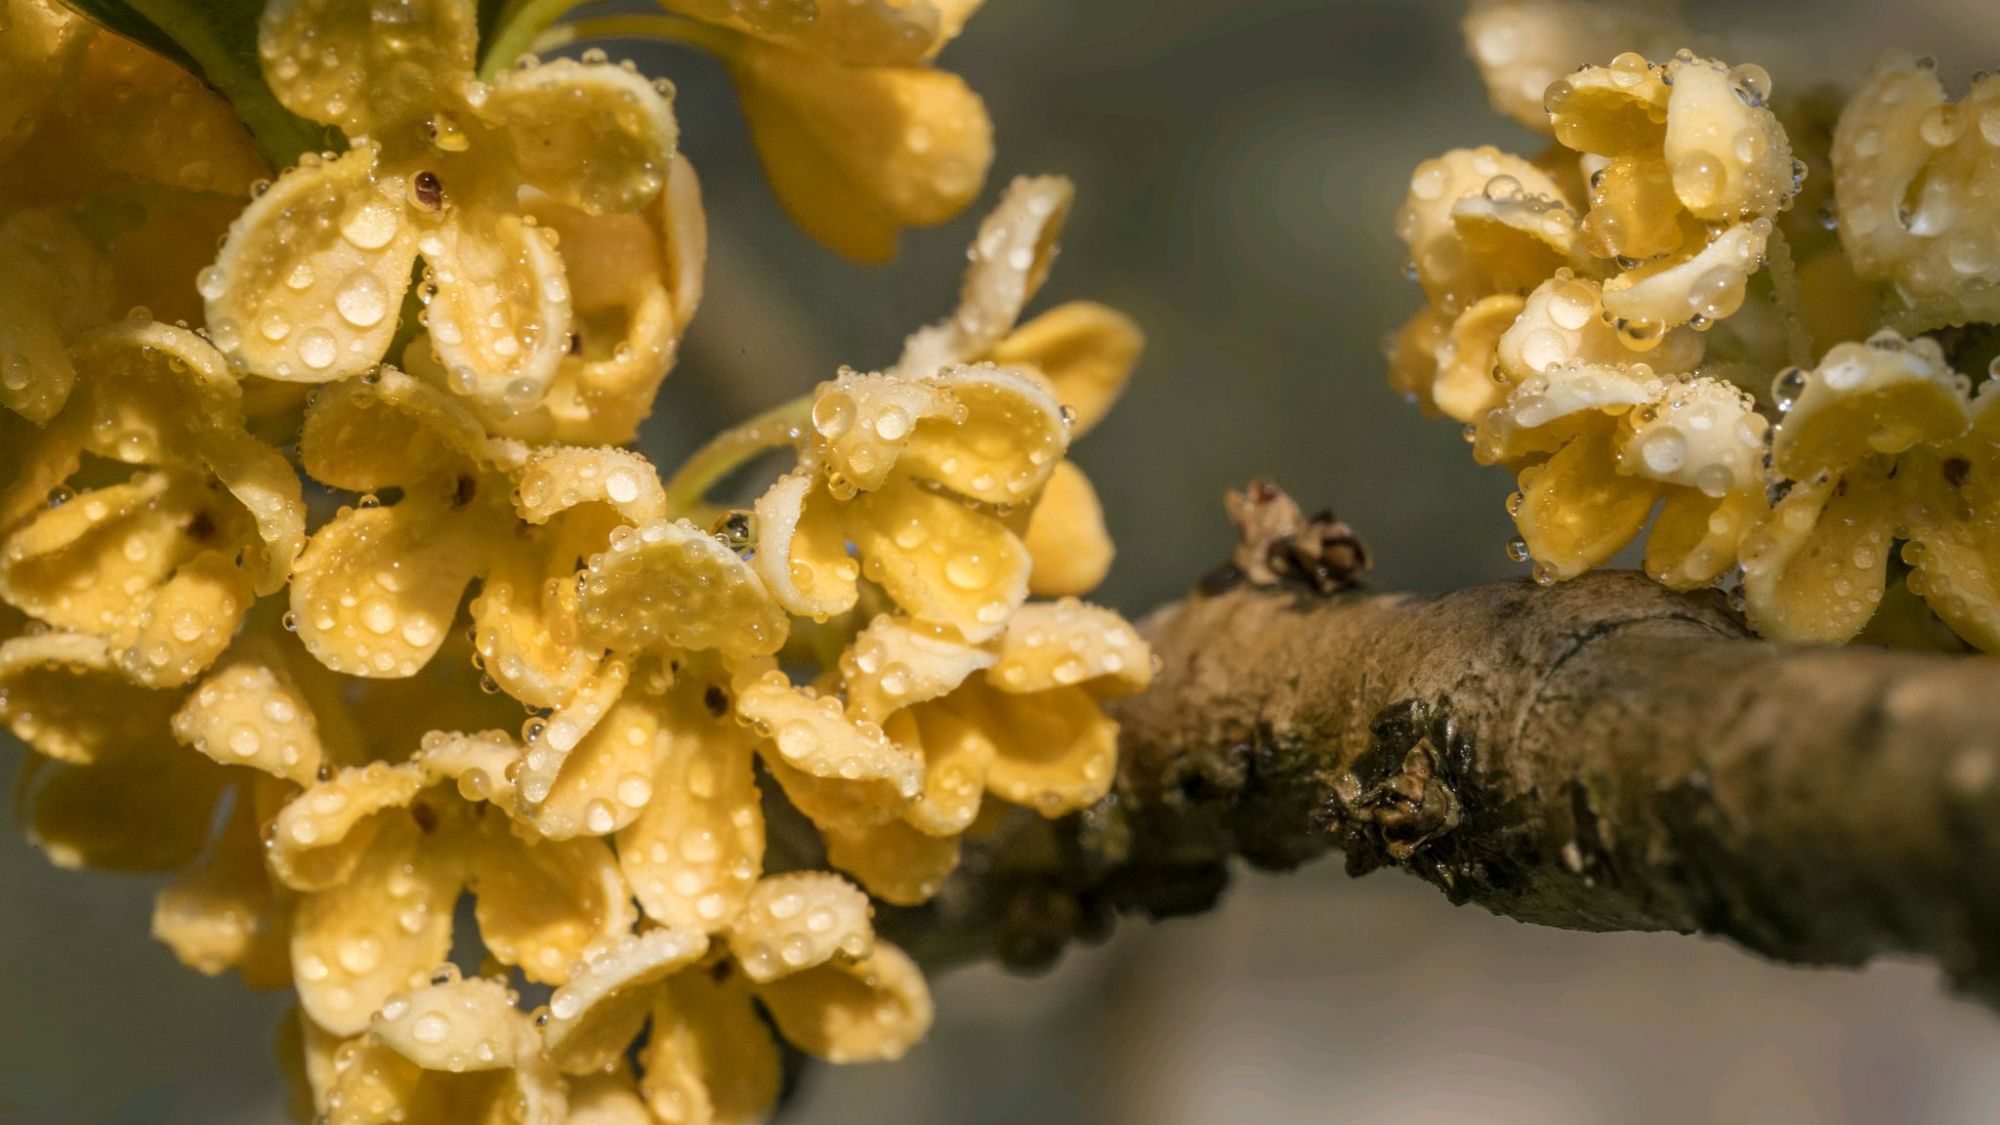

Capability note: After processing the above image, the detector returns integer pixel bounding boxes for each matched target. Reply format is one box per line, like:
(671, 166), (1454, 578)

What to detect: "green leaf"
(59, 0), (327, 169)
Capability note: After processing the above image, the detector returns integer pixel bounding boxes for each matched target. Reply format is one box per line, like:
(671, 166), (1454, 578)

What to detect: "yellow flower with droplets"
(1741, 333), (1999, 646)
(792, 601), (1152, 904)
(0, 320), (304, 686)
(204, 0), (678, 407)
(287, 368), (657, 722)
(1831, 53), (2000, 331)
(1545, 50), (1799, 340)
(537, 874), (931, 1122)
(304, 973), (569, 1124)
(1482, 361), (1769, 587)
(1461, 0), (1686, 132)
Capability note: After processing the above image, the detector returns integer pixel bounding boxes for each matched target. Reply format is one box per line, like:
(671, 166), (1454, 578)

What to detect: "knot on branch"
(1316, 698), (1471, 877)
(1206, 478), (1369, 595)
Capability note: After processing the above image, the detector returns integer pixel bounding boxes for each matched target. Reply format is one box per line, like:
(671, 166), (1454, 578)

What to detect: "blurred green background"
(9, 0), (2000, 1120)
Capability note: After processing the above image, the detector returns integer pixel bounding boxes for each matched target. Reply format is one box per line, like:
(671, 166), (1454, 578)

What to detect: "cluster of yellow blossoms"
(1394, 0), (2000, 652)
(0, 0), (1150, 1120)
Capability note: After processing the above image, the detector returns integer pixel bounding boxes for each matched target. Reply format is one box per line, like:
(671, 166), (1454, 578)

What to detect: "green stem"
(661, 394), (814, 520)
(478, 0), (593, 78)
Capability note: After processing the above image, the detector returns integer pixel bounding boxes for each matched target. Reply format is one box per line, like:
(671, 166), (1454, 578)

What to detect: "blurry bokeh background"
(9, 0), (2000, 1120)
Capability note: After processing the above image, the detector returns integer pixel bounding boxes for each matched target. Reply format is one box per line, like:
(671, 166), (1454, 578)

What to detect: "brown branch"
(884, 571), (2000, 1005)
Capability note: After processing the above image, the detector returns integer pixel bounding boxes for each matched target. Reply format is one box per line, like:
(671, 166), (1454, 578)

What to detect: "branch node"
(1206, 478), (1370, 595)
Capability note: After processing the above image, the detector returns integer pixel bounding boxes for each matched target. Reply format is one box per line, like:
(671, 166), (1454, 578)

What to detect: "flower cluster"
(0, 1), (1147, 1121)
(1391, 0), (2000, 653)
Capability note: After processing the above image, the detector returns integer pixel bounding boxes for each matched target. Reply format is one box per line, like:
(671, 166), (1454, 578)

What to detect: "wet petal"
(1830, 55), (2000, 328)
(290, 816), (461, 1036)
(543, 928), (708, 1074)
(513, 446), (666, 526)
(268, 762), (429, 892)
(76, 31), (266, 195)
(468, 538), (599, 714)
(468, 819), (638, 985)
(898, 703), (994, 837)
(808, 370), (956, 496)
(987, 598), (1152, 697)
(484, 57), (677, 214)
(822, 818), (960, 906)
(206, 145), (418, 382)
(727, 872), (874, 983)
(1431, 293), (1522, 424)
(1773, 335), (1971, 480)
(734, 671), (922, 800)
(988, 300), (1142, 438)
(299, 367), (496, 491)
(1661, 56), (1797, 222)
(1462, 1), (1684, 130)
(1741, 470), (1897, 644)
(667, 0), (971, 66)
(22, 744), (223, 870)
(750, 471), (860, 620)
(1393, 146), (1573, 317)
(756, 940), (932, 1063)
(1599, 220), (1771, 336)
(849, 476), (1029, 642)
(730, 41), (992, 262)
(1619, 378), (1768, 498)
(0, 631), (176, 765)
(1646, 487), (1765, 591)
(373, 975), (527, 1072)
(963, 680), (1118, 817)
(516, 658), (631, 810)
(568, 1071), (653, 1125)
(898, 363), (1068, 506)
(840, 615), (992, 724)
(517, 695), (654, 840)
(1513, 421), (1661, 580)
(616, 689), (764, 933)
(1902, 400), (2000, 652)
(174, 642), (327, 785)
(641, 965), (782, 1125)
(577, 519), (789, 661)
(424, 206), (573, 413)
(257, 0), (476, 133)
(1022, 460), (1114, 598)
(290, 494), (481, 678)
(1497, 275), (1703, 386)
(896, 175), (1070, 373)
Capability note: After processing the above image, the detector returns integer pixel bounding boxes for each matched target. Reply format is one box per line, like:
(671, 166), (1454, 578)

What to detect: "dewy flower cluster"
(0, 0), (1150, 1119)
(1394, 0), (2000, 652)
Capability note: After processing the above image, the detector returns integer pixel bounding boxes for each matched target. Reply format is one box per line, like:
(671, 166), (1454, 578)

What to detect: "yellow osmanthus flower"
(1830, 52), (2000, 331)
(204, 0), (678, 408)
(650, 0), (992, 261)
(537, 875), (930, 1122)
(1461, 0), (1686, 132)
(1741, 333), (1998, 646)
(1544, 50), (1798, 340)
(1479, 360), (1768, 588)
(0, 320), (305, 686)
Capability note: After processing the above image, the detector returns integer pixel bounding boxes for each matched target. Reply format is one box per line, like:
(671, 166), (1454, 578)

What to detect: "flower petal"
(961, 680), (1118, 817)
(373, 975), (529, 1072)
(152, 794), (279, 977)
(641, 964), (782, 1125)
(291, 815), (461, 1036)
(424, 207), (573, 413)
(756, 940), (932, 1063)
(1619, 378), (1767, 498)
(576, 519), (789, 661)
(988, 300), (1141, 438)
(484, 58), (677, 214)
(850, 476), (1029, 642)
(1021, 460), (1114, 598)
(299, 366), (496, 491)
(1497, 275), (1703, 386)
(514, 695), (653, 840)
(173, 641), (327, 785)
(667, 0), (972, 66)
(0, 631), (176, 764)
(727, 872), (874, 983)
(468, 818), (638, 985)
(1513, 421), (1661, 580)
(1646, 487), (1765, 591)
(517, 658), (632, 809)
(898, 363), (1068, 507)
(751, 470), (861, 620)
(735, 671), (922, 799)
(896, 175), (1070, 375)
(987, 598), (1152, 697)
(730, 43), (992, 263)
(206, 145), (418, 382)
(1462, 1), (1685, 131)
(615, 688), (765, 933)
(822, 818), (960, 906)
(840, 615), (992, 724)
(1394, 147), (1573, 317)
(543, 928), (708, 1074)
(257, 0), (476, 133)
(1599, 220), (1771, 337)
(1741, 470), (1896, 645)
(21, 742), (223, 870)
(268, 762), (429, 892)
(809, 370), (957, 497)
(1773, 335), (1971, 480)
(76, 31), (266, 195)
(568, 1070), (653, 1125)
(898, 703), (994, 837)
(1902, 403), (2000, 652)
(513, 446), (666, 526)
(1431, 293), (1522, 425)
(1661, 56), (1797, 222)
(291, 493), (481, 678)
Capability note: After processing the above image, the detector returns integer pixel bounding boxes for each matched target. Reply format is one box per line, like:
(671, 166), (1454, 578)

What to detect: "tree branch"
(884, 570), (2000, 1004)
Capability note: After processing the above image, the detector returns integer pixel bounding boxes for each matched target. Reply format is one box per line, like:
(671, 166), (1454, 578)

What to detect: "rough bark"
(884, 571), (2000, 1005)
